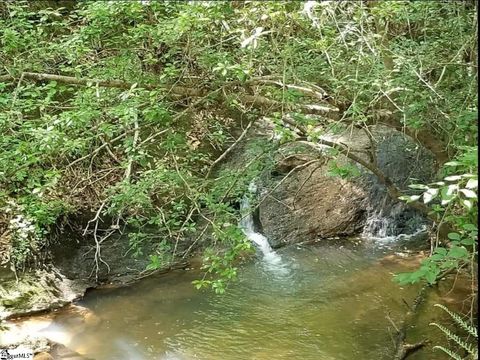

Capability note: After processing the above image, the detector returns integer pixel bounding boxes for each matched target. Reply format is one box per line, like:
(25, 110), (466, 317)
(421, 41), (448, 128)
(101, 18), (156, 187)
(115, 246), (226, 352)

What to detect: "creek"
(4, 240), (456, 360)
(1, 184), (462, 359)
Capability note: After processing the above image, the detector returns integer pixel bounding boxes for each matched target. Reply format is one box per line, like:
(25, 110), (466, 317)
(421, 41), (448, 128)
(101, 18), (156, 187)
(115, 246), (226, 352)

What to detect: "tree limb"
(392, 286), (429, 360)
(240, 93), (340, 117)
(0, 72), (204, 97)
(278, 116), (437, 220)
(0, 71), (449, 164)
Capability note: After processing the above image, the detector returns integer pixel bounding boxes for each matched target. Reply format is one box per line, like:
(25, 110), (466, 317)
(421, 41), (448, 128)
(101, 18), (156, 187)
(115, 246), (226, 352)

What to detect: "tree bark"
(1, 71), (449, 169)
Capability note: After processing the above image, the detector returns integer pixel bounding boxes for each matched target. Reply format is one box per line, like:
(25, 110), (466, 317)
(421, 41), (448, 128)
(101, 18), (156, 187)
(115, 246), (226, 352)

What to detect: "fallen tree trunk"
(0, 71), (450, 166)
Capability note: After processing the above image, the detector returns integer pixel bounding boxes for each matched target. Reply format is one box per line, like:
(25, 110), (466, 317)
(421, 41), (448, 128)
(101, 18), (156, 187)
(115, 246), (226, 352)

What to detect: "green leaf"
(447, 232), (461, 240)
(462, 223), (477, 231)
(460, 238), (475, 246)
(447, 246), (469, 259)
(425, 270), (438, 284)
(434, 247), (448, 255)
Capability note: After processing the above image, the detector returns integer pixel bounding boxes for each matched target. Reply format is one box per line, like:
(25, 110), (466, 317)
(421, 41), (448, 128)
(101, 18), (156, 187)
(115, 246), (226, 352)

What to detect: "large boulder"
(256, 124), (435, 248)
(258, 158), (367, 248)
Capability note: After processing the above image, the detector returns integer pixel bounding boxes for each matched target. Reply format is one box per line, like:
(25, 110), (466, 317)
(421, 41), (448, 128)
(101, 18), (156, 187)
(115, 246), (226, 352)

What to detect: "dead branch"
(240, 93), (340, 117)
(83, 201), (110, 281)
(278, 115), (437, 220)
(67, 131), (130, 168)
(394, 341), (426, 360)
(219, 149), (269, 203)
(0, 72), (203, 97)
(248, 159), (321, 218)
(292, 163), (324, 207)
(124, 117), (139, 181)
(298, 139), (435, 219)
(2, 70), (449, 166)
(393, 286), (429, 360)
(2, 71), (448, 165)
(248, 78), (329, 101)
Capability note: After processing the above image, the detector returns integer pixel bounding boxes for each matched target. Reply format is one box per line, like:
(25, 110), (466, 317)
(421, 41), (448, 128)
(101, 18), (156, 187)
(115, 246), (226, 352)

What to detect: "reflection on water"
(2, 244), (464, 360)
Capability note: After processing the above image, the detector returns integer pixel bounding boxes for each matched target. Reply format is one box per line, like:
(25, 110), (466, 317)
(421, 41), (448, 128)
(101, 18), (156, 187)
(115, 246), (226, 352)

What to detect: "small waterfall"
(239, 182), (288, 272)
(239, 182), (275, 256)
(362, 202), (403, 241)
(362, 201), (428, 247)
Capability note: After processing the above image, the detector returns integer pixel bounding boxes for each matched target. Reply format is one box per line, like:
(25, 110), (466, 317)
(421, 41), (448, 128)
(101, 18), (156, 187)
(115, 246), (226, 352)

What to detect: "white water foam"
(362, 205), (428, 248)
(239, 182), (289, 275)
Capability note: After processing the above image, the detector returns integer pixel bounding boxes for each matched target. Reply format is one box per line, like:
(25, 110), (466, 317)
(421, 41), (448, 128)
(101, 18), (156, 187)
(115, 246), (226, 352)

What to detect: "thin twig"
(67, 131), (130, 168)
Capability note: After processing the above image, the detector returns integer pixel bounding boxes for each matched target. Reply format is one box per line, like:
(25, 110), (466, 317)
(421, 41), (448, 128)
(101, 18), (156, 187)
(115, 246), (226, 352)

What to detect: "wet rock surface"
(256, 125), (435, 248)
(0, 230), (182, 321)
(49, 230), (154, 285)
(1, 305), (96, 359)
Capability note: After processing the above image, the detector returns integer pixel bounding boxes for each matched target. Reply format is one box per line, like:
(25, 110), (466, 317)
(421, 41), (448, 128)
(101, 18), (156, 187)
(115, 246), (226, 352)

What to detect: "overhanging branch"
(0, 72), (204, 97)
(279, 116), (437, 220)
(1, 71), (448, 165)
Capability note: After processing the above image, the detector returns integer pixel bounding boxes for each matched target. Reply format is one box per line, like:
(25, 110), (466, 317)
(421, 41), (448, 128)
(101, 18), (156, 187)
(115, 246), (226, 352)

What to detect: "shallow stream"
(5, 240), (464, 360)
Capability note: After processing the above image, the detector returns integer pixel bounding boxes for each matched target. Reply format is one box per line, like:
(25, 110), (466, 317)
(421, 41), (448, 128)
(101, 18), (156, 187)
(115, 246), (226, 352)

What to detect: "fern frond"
(432, 345), (463, 360)
(434, 304), (478, 338)
(430, 322), (477, 355)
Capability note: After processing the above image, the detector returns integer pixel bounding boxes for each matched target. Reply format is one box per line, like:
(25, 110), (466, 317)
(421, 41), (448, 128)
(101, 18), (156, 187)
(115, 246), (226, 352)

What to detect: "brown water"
(3, 242), (470, 360)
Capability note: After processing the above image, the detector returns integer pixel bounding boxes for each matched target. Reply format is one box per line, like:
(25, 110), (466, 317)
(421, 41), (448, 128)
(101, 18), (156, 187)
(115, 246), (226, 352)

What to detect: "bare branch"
(240, 94), (340, 117)
(248, 78), (329, 101)
(124, 117), (139, 182)
(0, 72), (203, 97)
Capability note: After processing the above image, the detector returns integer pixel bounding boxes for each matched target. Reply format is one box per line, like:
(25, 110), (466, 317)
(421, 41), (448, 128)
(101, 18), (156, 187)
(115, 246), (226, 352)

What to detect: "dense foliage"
(0, 0), (477, 305)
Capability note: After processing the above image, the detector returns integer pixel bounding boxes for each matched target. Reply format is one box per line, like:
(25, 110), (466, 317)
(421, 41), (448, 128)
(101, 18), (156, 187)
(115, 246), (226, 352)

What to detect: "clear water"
(9, 243), (449, 360)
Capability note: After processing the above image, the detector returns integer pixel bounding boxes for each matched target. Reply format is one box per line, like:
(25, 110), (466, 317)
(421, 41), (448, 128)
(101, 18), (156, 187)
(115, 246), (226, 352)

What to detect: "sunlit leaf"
(462, 199), (473, 209)
(444, 161), (462, 167)
(423, 188), (439, 203)
(446, 184), (458, 196)
(409, 183), (429, 190)
(459, 188), (477, 199)
(466, 179), (478, 189)
(444, 175), (462, 181)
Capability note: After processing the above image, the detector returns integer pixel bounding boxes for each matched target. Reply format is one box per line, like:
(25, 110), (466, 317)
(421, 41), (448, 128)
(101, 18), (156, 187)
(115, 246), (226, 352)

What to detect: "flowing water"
(239, 182), (289, 276)
(3, 244), (439, 360)
(1, 187), (467, 359)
